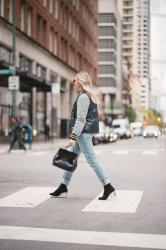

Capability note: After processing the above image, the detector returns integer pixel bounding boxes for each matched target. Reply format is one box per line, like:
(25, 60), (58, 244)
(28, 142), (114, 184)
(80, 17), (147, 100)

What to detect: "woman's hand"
(68, 139), (76, 147)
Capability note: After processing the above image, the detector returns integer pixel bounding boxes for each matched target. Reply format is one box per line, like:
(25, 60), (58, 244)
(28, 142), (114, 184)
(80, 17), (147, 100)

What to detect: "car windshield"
(113, 125), (120, 128)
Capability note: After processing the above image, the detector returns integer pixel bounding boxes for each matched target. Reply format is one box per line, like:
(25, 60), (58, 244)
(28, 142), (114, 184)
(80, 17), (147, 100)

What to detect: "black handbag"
(52, 146), (78, 172)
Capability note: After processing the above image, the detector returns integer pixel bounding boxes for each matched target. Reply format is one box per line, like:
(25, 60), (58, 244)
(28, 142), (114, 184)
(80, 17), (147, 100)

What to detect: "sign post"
(8, 76), (20, 90)
(51, 83), (60, 141)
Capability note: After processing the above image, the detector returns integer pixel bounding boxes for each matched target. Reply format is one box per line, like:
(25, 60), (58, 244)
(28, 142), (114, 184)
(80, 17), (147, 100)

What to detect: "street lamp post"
(12, 0), (16, 116)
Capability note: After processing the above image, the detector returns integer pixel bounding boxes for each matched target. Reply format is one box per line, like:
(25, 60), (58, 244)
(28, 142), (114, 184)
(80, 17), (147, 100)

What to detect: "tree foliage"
(142, 108), (164, 127)
(124, 107), (136, 123)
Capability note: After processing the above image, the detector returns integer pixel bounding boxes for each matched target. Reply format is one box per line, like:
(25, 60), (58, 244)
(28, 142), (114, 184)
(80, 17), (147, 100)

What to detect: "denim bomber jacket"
(70, 91), (99, 140)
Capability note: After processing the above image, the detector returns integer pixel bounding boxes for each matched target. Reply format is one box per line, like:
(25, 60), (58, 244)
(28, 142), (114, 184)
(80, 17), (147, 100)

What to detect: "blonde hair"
(75, 71), (97, 103)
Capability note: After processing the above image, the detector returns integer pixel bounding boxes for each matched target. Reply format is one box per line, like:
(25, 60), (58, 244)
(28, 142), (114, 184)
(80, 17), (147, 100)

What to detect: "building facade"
(150, 0), (166, 123)
(118, 0), (150, 117)
(98, 0), (122, 120)
(0, 0), (98, 138)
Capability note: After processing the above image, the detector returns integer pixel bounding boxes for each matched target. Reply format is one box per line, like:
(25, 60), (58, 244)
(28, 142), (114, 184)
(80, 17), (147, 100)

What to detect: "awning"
(0, 60), (51, 92)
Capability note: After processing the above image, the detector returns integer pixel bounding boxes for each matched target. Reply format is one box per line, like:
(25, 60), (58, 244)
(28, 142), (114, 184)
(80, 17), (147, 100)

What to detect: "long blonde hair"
(75, 71), (97, 103)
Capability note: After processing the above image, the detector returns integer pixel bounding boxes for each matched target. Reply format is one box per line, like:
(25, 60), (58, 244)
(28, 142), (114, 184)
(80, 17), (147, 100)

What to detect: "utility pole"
(12, 0), (16, 116)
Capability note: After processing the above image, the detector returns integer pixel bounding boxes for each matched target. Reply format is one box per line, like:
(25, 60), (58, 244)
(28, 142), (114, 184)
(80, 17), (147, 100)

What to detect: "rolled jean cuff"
(103, 178), (110, 186)
(62, 179), (70, 186)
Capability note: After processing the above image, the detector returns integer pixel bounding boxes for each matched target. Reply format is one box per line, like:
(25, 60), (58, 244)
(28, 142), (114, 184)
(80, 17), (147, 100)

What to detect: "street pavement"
(0, 136), (166, 250)
(0, 138), (67, 154)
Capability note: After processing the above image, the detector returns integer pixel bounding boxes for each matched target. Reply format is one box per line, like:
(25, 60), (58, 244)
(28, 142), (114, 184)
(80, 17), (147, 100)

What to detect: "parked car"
(92, 121), (109, 145)
(143, 125), (161, 138)
(130, 122), (143, 136)
(92, 121), (118, 145)
(112, 118), (133, 139)
(108, 128), (118, 142)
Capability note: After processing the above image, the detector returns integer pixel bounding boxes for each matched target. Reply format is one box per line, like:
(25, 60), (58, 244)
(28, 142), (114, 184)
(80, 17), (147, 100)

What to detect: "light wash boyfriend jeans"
(62, 133), (110, 186)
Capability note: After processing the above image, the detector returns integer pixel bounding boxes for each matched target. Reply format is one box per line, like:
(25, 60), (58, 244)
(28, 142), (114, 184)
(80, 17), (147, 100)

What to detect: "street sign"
(8, 76), (20, 90)
(51, 82), (60, 94)
(0, 69), (12, 75)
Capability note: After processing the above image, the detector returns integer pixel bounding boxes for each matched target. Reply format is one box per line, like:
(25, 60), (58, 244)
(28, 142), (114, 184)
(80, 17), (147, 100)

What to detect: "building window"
(27, 7), (32, 36)
(68, 15), (72, 35)
(54, 32), (58, 55)
(99, 65), (116, 74)
(54, 0), (58, 19)
(43, 0), (47, 7)
(123, 16), (133, 22)
(69, 46), (75, 68)
(20, 54), (32, 73)
(64, 6), (68, 30)
(98, 77), (116, 87)
(99, 39), (116, 49)
(0, 0), (4, 17)
(0, 45), (12, 64)
(49, 0), (53, 13)
(72, 0), (76, 6)
(49, 29), (57, 55)
(8, 0), (13, 23)
(75, 0), (79, 10)
(99, 52), (116, 62)
(20, 2), (25, 31)
(49, 72), (57, 83)
(49, 28), (54, 53)
(36, 64), (46, 80)
(98, 26), (116, 37)
(61, 38), (68, 62)
(99, 13), (116, 24)
(37, 15), (47, 46)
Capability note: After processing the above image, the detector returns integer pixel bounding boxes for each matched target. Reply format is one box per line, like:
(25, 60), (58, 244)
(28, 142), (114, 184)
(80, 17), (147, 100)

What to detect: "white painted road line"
(0, 187), (54, 207)
(82, 190), (143, 213)
(28, 151), (50, 156)
(113, 151), (129, 155)
(0, 225), (166, 249)
(142, 151), (158, 155)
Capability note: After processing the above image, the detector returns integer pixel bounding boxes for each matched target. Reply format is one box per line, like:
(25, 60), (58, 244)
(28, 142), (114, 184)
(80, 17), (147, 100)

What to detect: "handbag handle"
(65, 145), (74, 152)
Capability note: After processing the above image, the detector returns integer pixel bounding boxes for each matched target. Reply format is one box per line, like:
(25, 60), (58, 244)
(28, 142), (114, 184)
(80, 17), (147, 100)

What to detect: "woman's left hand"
(68, 139), (76, 147)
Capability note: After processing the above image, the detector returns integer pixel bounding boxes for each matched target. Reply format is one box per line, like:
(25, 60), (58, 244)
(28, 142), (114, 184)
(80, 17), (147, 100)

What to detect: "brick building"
(0, 0), (98, 138)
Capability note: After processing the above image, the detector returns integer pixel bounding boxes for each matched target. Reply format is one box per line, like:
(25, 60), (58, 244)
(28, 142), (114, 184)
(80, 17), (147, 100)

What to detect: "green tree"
(142, 108), (164, 127)
(124, 107), (136, 123)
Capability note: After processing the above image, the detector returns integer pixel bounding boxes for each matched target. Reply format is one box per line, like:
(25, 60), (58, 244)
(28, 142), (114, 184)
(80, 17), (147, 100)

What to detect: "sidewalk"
(0, 138), (68, 154)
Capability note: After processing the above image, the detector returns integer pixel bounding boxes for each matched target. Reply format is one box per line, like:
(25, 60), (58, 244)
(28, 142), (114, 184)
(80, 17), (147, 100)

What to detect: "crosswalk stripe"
(113, 151), (129, 155)
(0, 225), (166, 249)
(142, 151), (158, 155)
(82, 190), (143, 213)
(0, 187), (54, 207)
(28, 151), (50, 156)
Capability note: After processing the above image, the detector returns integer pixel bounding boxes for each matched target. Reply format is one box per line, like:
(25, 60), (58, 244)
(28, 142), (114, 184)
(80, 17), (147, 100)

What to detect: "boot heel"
(60, 192), (67, 198)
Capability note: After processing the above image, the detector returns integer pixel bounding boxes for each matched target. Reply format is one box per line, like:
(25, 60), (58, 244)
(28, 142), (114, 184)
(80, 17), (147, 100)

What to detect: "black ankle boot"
(50, 183), (68, 197)
(98, 183), (116, 200)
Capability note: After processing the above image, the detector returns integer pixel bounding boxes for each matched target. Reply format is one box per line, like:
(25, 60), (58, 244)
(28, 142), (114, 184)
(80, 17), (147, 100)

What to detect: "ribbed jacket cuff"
(69, 133), (77, 141)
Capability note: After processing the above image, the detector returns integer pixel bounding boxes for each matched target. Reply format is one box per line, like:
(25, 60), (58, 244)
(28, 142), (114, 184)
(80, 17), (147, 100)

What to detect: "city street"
(0, 137), (166, 250)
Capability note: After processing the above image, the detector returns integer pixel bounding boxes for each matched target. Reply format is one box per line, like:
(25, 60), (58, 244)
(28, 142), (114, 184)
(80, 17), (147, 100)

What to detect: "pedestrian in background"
(9, 116), (26, 152)
(50, 71), (115, 200)
(44, 123), (50, 141)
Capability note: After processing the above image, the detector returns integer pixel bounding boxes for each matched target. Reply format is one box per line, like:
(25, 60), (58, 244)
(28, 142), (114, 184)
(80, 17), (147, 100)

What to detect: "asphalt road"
(0, 136), (166, 250)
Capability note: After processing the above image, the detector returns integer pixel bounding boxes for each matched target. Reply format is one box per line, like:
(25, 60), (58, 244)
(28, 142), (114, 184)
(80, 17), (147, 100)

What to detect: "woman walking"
(50, 72), (115, 200)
